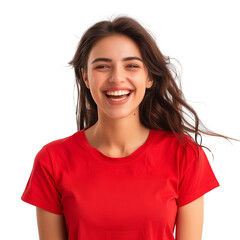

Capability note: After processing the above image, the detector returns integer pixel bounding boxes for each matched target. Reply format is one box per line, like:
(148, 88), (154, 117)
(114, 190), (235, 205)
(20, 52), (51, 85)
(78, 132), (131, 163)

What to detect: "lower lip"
(104, 91), (133, 105)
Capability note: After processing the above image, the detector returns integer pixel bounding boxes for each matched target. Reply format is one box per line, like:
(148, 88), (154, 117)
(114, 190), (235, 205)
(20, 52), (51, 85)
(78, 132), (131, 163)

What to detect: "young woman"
(21, 16), (237, 240)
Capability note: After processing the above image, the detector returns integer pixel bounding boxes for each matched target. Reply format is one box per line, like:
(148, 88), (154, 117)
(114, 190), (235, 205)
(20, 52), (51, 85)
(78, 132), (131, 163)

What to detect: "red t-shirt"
(21, 128), (220, 239)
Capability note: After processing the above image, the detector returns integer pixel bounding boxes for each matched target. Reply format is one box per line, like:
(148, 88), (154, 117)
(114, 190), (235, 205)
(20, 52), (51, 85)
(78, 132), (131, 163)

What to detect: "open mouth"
(103, 90), (134, 103)
(105, 91), (132, 99)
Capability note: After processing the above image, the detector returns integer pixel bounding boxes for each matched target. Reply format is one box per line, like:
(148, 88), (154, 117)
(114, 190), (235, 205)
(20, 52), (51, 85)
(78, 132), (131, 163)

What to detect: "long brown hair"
(68, 16), (239, 155)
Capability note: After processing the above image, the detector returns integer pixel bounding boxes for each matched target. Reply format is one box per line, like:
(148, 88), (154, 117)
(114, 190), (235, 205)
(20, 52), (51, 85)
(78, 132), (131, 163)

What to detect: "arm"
(36, 207), (68, 240)
(175, 196), (204, 240)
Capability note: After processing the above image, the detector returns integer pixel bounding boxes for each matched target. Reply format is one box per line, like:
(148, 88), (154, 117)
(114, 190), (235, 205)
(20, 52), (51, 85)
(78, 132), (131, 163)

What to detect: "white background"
(1, 0), (239, 239)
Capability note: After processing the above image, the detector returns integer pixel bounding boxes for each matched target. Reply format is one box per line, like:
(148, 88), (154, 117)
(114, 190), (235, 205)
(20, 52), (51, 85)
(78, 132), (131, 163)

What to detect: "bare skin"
(84, 122), (150, 158)
(36, 34), (204, 240)
(176, 196), (204, 240)
(36, 208), (67, 240)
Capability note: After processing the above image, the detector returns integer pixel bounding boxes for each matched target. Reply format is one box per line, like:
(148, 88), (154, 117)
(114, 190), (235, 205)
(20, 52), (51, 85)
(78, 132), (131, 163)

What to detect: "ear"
(146, 77), (153, 89)
(81, 68), (90, 89)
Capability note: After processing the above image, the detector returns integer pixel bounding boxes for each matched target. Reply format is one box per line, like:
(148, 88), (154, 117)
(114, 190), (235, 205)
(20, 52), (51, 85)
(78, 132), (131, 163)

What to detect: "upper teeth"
(106, 90), (131, 96)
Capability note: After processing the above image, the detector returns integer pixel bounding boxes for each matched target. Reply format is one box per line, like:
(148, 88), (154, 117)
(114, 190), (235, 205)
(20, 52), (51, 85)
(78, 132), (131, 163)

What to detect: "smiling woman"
(21, 16), (238, 240)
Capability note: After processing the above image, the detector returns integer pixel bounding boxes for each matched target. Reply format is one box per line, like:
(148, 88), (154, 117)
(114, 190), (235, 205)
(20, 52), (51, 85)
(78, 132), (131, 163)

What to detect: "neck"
(87, 111), (149, 154)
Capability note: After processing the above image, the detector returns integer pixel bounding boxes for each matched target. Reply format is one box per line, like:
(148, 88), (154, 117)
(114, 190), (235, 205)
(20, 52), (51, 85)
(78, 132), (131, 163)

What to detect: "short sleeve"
(21, 145), (63, 214)
(177, 144), (220, 207)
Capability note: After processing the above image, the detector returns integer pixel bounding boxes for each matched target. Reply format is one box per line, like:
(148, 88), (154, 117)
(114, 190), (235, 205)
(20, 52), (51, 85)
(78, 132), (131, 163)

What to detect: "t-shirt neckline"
(79, 128), (155, 164)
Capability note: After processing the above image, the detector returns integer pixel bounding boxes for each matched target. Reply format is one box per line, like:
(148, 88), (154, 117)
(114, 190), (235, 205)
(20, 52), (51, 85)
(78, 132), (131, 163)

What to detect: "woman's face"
(82, 34), (153, 121)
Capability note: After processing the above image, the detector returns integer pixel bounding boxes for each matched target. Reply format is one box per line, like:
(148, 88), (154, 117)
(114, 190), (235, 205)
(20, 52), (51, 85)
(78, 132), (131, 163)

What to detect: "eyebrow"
(91, 57), (143, 64)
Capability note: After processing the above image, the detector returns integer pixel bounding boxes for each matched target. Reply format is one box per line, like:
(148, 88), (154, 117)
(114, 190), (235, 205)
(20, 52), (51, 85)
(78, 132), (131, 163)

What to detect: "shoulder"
(151, 129), (197, 149)
(43, 130), (82, 151)
(151, 129), (200, 162)
(35, 130), (83, 162)
(32, 131), (84, 176)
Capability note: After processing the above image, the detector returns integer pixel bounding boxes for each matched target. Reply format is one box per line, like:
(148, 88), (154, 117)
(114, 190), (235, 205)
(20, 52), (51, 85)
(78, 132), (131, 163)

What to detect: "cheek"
(89, 82), (99, 97)
(131, 74), (148, 90)
(89, 72), (108, 86)
(87, 78), (104, 103)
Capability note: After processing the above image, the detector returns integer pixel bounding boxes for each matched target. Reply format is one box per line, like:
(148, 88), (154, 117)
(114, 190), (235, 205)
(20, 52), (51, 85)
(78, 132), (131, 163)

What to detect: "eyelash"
(95, 65), (109, 69)
(95, 64), (139, 69)
(127, 64), (139, 68)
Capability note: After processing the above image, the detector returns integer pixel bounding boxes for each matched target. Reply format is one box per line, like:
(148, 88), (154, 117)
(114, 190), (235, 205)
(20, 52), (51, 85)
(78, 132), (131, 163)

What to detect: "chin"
(105, 110), (139, 120)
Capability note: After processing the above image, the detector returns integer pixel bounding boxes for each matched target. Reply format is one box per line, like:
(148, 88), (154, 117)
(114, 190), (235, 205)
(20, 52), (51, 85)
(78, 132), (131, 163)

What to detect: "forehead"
(88, 34), (142, 61)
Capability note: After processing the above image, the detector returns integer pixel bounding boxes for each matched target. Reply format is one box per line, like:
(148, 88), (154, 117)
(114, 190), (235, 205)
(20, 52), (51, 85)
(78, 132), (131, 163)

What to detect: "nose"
(109, 65), (125, 83)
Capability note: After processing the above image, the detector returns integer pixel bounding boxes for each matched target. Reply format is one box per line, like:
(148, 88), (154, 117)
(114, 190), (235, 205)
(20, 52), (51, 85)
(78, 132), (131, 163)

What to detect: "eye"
(95, 65), (109, 69)
(127, 64), (139, 68)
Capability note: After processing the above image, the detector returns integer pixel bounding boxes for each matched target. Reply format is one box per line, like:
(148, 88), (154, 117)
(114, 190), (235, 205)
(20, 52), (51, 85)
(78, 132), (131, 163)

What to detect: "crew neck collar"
(78, 128), (155, 164)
